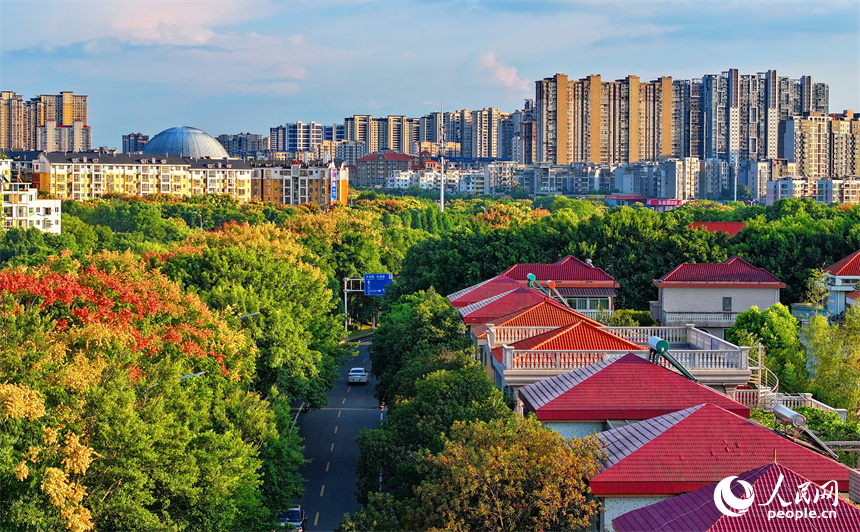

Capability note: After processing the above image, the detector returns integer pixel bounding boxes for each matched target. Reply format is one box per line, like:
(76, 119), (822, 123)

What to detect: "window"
(722, 297), (733, 312)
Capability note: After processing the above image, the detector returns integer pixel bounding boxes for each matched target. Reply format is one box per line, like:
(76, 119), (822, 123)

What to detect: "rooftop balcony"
(484, 324), (751, 392)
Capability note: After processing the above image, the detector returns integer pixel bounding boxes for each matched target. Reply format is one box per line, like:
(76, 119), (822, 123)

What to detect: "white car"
(348, 367), (369, 384)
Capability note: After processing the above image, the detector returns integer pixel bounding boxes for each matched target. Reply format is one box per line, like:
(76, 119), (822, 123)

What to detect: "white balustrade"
(603, 326), (688, 344)
(661, 311), (739, 324)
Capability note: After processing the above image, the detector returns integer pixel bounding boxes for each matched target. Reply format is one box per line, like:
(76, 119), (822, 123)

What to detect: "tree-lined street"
(296, 340), (381, 531)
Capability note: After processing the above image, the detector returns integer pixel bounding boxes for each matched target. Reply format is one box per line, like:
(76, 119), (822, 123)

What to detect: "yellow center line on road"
(334, 425), (338, 434)
(320, 485), (325, 497)
(314, 513), (319, 526)
(330, 443), (334, 451)
(347, 386), (351, 392)
(338, 410), (342, 417)
(342, 398), (346, 404)
(326, 461), (330, 472)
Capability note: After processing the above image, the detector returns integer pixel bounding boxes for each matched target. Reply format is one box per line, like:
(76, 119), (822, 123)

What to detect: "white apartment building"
(36, 120), (91, 152)
(385, 168), (460, 192)
(335, 140), (367, 166)
(659, 158), (700, 200)
(1, 165), (62, 233)
(765, 177), (860, 205)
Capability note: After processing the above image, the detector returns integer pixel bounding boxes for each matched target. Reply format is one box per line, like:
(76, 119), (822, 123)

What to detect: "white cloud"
(477, 52), (529, 92)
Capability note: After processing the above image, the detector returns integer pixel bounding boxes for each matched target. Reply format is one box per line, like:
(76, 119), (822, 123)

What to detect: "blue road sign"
(364, 273), (393, 296)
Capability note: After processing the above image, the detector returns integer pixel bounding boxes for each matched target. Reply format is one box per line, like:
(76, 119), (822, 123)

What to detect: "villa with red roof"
(651, 256), (785, 338)
(613, 462), (860, 532)
(500, 255), (619, 318)
(824, 250), (860, 315)
(590, 403), (851, 531)
(519, 354), (749, 438)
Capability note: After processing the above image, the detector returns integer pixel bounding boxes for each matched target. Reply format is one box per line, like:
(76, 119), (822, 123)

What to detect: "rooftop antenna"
(439, 100), (445, 213)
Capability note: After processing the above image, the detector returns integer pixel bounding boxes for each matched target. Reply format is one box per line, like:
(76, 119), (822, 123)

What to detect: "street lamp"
(191, 211), (203, 234)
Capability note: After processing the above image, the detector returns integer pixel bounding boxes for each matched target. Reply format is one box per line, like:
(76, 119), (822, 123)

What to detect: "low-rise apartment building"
(765, 176), (860, 205)
(32, 152), (252, 202)
(250, 161), (348, 206)
(1, 181), (62, 233)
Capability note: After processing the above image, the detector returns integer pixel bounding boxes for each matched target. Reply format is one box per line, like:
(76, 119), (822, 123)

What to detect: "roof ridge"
(456, 289), (517, 316)
(446, 277), (494, 302)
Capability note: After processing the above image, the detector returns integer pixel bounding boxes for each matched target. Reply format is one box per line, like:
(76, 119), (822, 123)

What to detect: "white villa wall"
(826, 273), (860, 315)
(660, 286), (780, 313)
(601, 496), (670, 532)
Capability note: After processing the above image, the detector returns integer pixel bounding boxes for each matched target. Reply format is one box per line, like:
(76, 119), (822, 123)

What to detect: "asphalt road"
(295, 340), (382, 532)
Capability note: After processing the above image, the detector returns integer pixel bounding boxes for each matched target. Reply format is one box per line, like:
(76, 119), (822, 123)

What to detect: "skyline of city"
(2, 1), (858, 148)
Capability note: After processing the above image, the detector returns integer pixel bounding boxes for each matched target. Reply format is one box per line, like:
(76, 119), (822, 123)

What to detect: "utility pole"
(439, 100), (445, 213)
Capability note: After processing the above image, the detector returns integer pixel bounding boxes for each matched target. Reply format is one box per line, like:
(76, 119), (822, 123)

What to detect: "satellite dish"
(527, 273), (536, 282)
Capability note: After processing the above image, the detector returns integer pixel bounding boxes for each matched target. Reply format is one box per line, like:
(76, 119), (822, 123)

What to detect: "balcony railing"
(504, 349), (642, 370)
(659, 311), (740, 325)
(496, 325), (748, 372)
(501, 348), (746, 371)
(489, 326), (562, 346)
(731, 391), (848, 421)
(602, 326), (689, 344)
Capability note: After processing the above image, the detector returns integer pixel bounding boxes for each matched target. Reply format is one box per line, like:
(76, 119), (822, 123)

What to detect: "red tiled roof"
(655, 256), (785, 286)
(847, 290), (860, 302)
(514, 321), (642, 352)
(688, 221), (746, 237)
(826, 250), (860, 276)
(500, 255), (618, 286)
(459, 287), (548, 324)
(490, 321), (642, 363)
(591, 404), (850, 497)
(520, 354), (749, 421)
(447, 276), (523, 308)
(470, 298), (602, 339)
(355, 152), (413, 162)
(613, 462), (860, 532)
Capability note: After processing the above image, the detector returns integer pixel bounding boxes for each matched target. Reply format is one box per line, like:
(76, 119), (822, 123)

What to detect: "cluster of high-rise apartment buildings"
(3, 69), (858, 205)
(0, 91), (91, 152)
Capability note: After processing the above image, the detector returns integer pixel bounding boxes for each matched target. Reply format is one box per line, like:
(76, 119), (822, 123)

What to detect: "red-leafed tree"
(0, 250), (283, 532)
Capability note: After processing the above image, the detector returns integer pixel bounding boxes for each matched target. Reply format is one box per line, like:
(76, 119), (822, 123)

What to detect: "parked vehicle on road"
(348, 367), (369, 384)
(277, 505), (307, 530)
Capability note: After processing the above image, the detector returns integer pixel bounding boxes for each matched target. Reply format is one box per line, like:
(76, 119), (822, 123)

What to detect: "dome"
(143, 126), (229, 158)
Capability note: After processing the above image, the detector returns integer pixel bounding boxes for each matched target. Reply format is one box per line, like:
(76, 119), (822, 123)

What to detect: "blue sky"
(2, 0), (858, 149)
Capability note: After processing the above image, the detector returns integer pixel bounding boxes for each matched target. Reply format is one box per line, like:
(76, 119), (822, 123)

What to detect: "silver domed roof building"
(142, 126), (229, 158)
